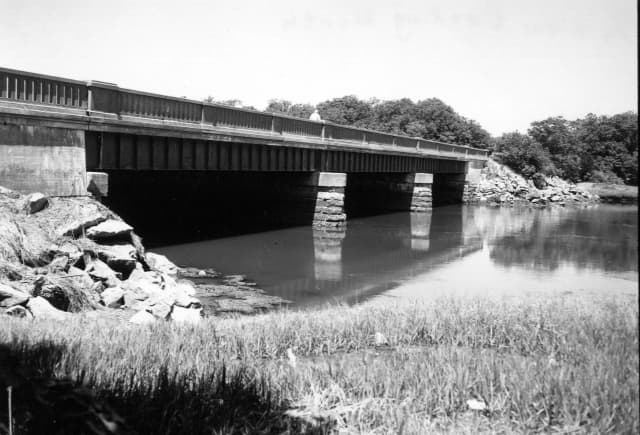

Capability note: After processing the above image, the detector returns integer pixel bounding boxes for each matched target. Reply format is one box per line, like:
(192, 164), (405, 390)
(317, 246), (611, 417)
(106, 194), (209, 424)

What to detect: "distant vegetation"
(494, 113), (638, 185)
(205, 93), (637, 186)
(266, 96), (492, 150)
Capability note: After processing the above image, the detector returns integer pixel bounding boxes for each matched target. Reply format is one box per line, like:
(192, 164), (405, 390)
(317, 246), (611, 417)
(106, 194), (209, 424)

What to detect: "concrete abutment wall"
(0, 121), (87, 196)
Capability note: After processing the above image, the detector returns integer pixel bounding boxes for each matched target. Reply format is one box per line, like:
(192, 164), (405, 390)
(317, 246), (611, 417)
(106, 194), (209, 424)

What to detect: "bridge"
(0, 67), (487, 229)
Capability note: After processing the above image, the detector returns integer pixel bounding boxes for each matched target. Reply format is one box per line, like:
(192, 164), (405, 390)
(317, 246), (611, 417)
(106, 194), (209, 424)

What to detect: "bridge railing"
(0, 66), (488, 159)
(0, 67), (88, 109)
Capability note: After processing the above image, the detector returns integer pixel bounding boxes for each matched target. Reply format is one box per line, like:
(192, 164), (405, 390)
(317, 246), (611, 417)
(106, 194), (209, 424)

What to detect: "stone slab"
(414, 173), (434, 184)
(307, 172), (347, 188)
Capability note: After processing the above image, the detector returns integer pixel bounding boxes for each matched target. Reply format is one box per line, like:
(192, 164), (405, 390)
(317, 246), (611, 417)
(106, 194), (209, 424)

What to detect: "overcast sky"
(1, 0), (636, 135)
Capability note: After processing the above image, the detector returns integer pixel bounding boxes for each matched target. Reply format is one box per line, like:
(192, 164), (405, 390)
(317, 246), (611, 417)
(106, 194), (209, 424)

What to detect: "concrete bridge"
(0, 67), (487, 229)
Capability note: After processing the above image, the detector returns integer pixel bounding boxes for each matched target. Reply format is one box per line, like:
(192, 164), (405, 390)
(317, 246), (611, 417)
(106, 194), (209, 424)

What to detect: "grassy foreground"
(1, 295), (638, 434)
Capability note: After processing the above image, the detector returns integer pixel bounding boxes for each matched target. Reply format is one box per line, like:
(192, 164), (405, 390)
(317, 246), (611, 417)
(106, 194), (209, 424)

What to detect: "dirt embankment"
(0, 187), (287, 323)
(466, 160), (600, 206)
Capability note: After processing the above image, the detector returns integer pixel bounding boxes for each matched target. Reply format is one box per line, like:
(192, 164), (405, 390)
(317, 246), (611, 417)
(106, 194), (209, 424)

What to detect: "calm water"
(155, 204), (638, 307)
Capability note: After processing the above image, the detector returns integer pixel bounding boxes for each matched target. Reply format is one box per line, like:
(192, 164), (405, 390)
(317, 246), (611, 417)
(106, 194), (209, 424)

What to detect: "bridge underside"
(0, 112), (484, 240)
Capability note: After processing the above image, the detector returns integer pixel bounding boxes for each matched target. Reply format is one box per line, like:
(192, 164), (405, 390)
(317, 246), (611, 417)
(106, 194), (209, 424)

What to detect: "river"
(155, 204), (638, 308)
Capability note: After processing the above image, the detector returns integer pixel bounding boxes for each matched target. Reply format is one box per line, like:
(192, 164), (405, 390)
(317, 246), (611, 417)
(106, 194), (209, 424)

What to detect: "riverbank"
(1, 293), (637, 433)
(577, 182), (638, 204)
(0, 186), (288, 323)
(466, 160), (599, 206)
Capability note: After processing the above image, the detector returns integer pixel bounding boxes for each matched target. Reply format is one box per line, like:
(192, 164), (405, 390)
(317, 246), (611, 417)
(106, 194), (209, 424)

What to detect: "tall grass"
(1, 295), (638, 433)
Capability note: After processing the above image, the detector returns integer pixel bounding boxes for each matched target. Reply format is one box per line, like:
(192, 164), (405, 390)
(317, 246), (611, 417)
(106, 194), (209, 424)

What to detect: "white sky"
(0, 0), (636, 135)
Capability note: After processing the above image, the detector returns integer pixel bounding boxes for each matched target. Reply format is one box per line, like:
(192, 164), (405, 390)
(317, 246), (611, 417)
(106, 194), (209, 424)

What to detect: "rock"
(101, 286), (125, 308)
(141, 296), (172, 319)
(467, 398), (487, 411)
(0, 283), (30, 308)
(25, 192), (49, 214)
(86, 258), (122, 288)
(96, 244), (137, 274)
(32, 276), (69, 311)
(146, 252), (178, 276)
(170, 306), (202, 324)
(374, 332), (389, 346)
(123, 289), (149, 308)
(57, 212), (109, 237)
(123, 269), (165, 298)
(86, 220), (133, 240)
(129, 310), (156, 325)
(26, 296), (68, 320)
(550, 195), (563, 202)
(49, 243), (83, 266)
(48, 255), (70, 273)
(4, 305), (32, 318)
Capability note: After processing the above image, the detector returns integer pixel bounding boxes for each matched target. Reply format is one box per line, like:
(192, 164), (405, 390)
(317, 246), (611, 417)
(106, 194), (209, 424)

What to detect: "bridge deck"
(0, 66), (488, 169)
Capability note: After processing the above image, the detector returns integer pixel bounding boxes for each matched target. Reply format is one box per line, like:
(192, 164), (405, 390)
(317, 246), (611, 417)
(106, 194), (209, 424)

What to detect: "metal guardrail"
(0, 67), (489, 158)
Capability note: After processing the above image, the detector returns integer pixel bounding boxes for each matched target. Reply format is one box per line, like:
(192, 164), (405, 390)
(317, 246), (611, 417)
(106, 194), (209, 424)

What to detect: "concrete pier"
(310, 172), (347, 229)
(410, 173), (433, 212)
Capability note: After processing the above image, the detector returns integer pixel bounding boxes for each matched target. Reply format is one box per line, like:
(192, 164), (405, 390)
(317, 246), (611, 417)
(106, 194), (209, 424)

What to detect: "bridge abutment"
(0, 121), (87, 196)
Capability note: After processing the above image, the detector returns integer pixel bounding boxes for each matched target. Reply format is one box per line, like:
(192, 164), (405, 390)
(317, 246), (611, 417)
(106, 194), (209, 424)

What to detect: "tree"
(265, 99), (315, 119)
(529, 117), (583, 181)
(574, 112), (638, 184)
(317, 95), (375, 127)
(203, 97), (256, 110)
(492, 132), (557, 178)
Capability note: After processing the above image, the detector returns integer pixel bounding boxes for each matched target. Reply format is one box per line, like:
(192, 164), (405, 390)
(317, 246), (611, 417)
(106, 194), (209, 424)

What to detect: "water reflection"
(155, 205), (638, 307)
(313, 229), (345, 282)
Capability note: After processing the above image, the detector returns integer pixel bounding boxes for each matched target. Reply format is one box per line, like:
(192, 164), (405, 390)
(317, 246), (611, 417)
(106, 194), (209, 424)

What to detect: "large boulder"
(57, 212), (109, 237)
(25, 193), (49, 214)
(170, 306), (202, 324)
(96, 244), (138, 275)
(4, 304), (33, 319)
(101, 286), (125, 308)
(32, 276), (70, 311)
(0, 283), (30, 308)
(142, 297), (173, 319)
(86, 258), (121, 288)
(123, 269), (164, 296)
(86, 220), (133, 240)
(146, 252), (178, 276)
(26, 296), (68, 320)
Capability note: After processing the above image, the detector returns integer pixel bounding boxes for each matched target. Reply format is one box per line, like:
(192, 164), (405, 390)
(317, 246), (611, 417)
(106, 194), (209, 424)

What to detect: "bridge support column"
(462, 165), (482, 204)
(310, 172), (347, 229)
(410, 173), (433, 212)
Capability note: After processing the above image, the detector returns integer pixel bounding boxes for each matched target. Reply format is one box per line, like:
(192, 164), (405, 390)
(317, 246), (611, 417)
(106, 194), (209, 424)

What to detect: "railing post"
(200, 103), (206, 124)
(416, 139), (420, 150)
(321, 122), (326, 140)
(87, 85), (93, 114)
(362, 132), (367, 144)
(271, 115), (276, 134)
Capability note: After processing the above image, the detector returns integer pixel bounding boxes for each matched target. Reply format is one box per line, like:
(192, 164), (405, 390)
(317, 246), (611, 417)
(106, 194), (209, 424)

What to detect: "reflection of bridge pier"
(313, 228), (346, 282)
(410, 212), (432, 251)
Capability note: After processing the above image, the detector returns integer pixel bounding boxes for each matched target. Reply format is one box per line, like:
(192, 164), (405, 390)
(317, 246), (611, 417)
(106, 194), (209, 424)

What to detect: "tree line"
(205, 94), (637, 185)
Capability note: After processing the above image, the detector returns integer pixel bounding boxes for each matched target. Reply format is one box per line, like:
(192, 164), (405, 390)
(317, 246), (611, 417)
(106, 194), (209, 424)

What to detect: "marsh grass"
(0, 295), (638, 433)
